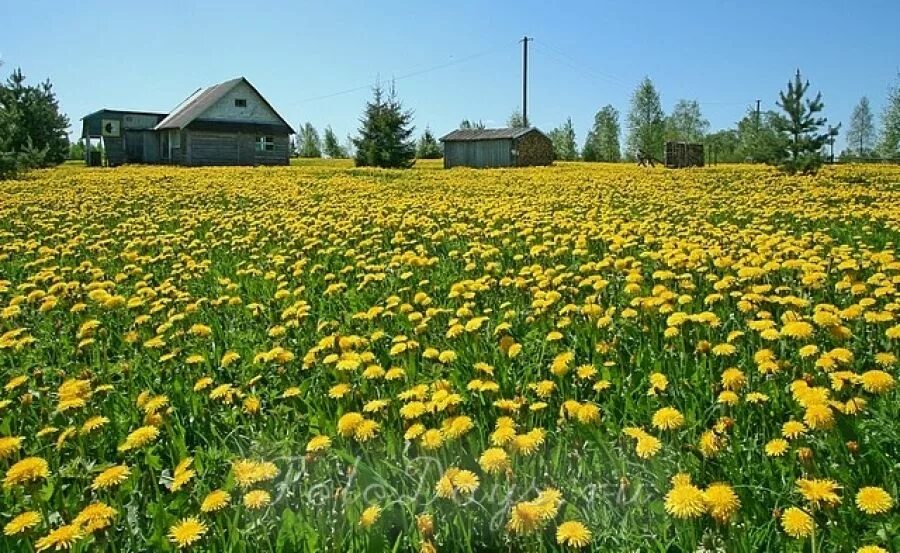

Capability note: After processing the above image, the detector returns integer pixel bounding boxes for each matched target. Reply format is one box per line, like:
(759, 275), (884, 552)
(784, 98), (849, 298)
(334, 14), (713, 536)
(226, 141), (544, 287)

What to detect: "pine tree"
(878, 74), (900, 158)
(626, 77), (665, 160)
(582, 105), (620, 162)
(297, 122), (322, 158)
(0, 66), (69, 177)
(846, 96), (875, 158)
(548, 117), (577, 160)
(416, 126), (443, 159)
(322, 125), (347, 158)
(353, 83), (416, 168)
(665, 99), (709, 143)
(773, 70), (835, 174)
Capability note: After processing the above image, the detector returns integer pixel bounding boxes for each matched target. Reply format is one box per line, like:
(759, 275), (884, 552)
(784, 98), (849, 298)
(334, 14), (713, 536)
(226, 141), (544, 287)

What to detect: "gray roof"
(440, 127), (541, 142)
(154, 77), (293, 133)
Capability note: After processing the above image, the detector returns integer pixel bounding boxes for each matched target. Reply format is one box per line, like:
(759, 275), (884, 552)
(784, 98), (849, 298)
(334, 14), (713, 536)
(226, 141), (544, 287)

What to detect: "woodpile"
(515, 132), (554, 166)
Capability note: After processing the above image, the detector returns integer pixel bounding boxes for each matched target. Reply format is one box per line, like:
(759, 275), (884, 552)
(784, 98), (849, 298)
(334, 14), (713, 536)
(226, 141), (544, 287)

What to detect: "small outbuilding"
(81, 77), (294, 167)
(439, 127), (553, 169)
(664, 141), (705, 168)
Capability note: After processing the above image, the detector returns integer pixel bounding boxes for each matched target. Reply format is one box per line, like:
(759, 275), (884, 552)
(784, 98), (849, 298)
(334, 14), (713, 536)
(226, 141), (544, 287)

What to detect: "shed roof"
(440, 127), (540, 142)
(154, 77), (294, 133)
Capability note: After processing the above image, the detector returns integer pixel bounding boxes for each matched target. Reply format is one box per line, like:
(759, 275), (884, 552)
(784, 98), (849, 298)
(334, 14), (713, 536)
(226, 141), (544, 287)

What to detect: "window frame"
(234, 98), (247, 108)
(255, 135), (275, 152)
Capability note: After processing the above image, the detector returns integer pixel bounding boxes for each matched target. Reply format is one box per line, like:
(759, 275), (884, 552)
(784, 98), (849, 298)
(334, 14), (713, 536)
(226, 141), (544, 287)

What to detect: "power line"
(532, 39), (752, 110)
(531, 39), (632, 89)
(291, 41), (518, 105)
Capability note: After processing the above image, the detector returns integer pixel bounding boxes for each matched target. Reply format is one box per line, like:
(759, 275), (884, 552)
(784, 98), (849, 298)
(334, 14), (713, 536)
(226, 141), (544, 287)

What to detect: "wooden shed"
(81, 77), (294, 166)
(439, 127), (554, 168)
(664, 141), (705, 168)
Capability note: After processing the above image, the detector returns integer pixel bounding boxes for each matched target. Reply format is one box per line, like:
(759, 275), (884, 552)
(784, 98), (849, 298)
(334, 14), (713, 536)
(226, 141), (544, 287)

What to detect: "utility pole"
(755, 99), (761, 133)
(521, 36), (532, 127)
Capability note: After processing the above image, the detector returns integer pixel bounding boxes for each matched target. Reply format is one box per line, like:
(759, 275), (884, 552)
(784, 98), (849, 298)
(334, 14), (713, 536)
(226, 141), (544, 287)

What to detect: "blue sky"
(4, 0), (899, 150)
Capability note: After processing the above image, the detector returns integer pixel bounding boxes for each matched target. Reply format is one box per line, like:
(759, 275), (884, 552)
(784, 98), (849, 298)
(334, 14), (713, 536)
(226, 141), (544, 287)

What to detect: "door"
(124, 131), (144, 163)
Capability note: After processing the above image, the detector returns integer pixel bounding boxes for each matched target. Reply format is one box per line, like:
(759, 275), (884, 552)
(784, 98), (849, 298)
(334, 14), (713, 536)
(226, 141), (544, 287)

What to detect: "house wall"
(199, 81), (283, 124)
(184, 130), (289, 166)
(123, 113), (161, 130)
(444, 139), (512, 168)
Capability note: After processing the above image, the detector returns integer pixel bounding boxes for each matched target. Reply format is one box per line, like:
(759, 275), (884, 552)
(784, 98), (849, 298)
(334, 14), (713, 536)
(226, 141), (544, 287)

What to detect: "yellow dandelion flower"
(652, 407), (685, 430)
(73, 502), (117, 533)
(243, 489), (271, 509)
(3, 456), (49, 488)
(703, 483), (740, 522)
(35, 523), (83, 552)
(359, 505), (381, 528)
(479, 448), (510, 474)
(4, 510), (41, 536)
(664, 481), (706, 519)
(556, 520), (592, 548)
(860, 370), (894, 394)
(781, 507), (814, 539)
(168, 517), (207, 549)
(91, 465), (131, 490)
(0, 436), (23, 460)
(796, 478), (841, 507)
(117, 425), (160, 452)
(765, 439), (790, 457)
(855, 486), (893, 515)
(306, 435), (331, 453)
(200, 489), (231, 513)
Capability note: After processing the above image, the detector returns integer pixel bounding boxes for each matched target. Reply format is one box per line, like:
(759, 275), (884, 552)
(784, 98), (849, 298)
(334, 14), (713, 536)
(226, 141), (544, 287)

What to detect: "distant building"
(81, 77), (294, 167)
(439, 127), (553, 169)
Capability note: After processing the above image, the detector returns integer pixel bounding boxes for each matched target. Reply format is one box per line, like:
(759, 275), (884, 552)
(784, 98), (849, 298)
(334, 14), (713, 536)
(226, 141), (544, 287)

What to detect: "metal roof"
(81, 109), (168, 121)
(439, 127), (541, 142)
(154, 77), (294, 133)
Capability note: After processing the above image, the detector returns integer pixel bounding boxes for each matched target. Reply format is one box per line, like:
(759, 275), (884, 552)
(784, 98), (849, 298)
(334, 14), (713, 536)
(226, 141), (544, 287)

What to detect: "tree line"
(3, 61), (900, 176)
(544, 71), (900, 173)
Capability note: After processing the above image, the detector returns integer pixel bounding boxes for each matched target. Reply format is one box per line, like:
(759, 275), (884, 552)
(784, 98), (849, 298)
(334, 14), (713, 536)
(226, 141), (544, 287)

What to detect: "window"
(256, 136), (275, 152)
(170, 130), (181, 149)
(234, 98), (247, 108)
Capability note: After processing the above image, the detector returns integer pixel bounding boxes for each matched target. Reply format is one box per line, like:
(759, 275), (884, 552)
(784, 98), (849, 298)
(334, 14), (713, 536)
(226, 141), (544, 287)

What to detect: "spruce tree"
(626, 77), (665, 160)
(773, 70), (835, 174)
(353, 83), (416, 168)
(582, 105), (620, 162)
(416, 126), (443, 159)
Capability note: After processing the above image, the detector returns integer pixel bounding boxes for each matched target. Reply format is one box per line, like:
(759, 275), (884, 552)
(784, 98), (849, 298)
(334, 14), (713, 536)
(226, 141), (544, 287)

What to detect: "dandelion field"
(0, 162), (898, 552)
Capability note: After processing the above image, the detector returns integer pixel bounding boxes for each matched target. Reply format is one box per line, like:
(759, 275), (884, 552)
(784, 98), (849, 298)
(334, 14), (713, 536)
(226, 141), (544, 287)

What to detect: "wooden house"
(81, 77), (294, 166)
(439, 127), (553, 169)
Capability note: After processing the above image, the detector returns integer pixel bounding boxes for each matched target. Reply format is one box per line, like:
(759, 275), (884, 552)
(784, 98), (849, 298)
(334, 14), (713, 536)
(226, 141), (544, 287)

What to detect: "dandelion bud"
(416, 513), (434, 537)
(846, 441), (859, 455)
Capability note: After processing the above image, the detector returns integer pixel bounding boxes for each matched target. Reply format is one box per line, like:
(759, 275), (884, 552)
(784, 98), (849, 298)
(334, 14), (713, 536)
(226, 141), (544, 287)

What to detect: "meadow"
(0, 161), (898, 552)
